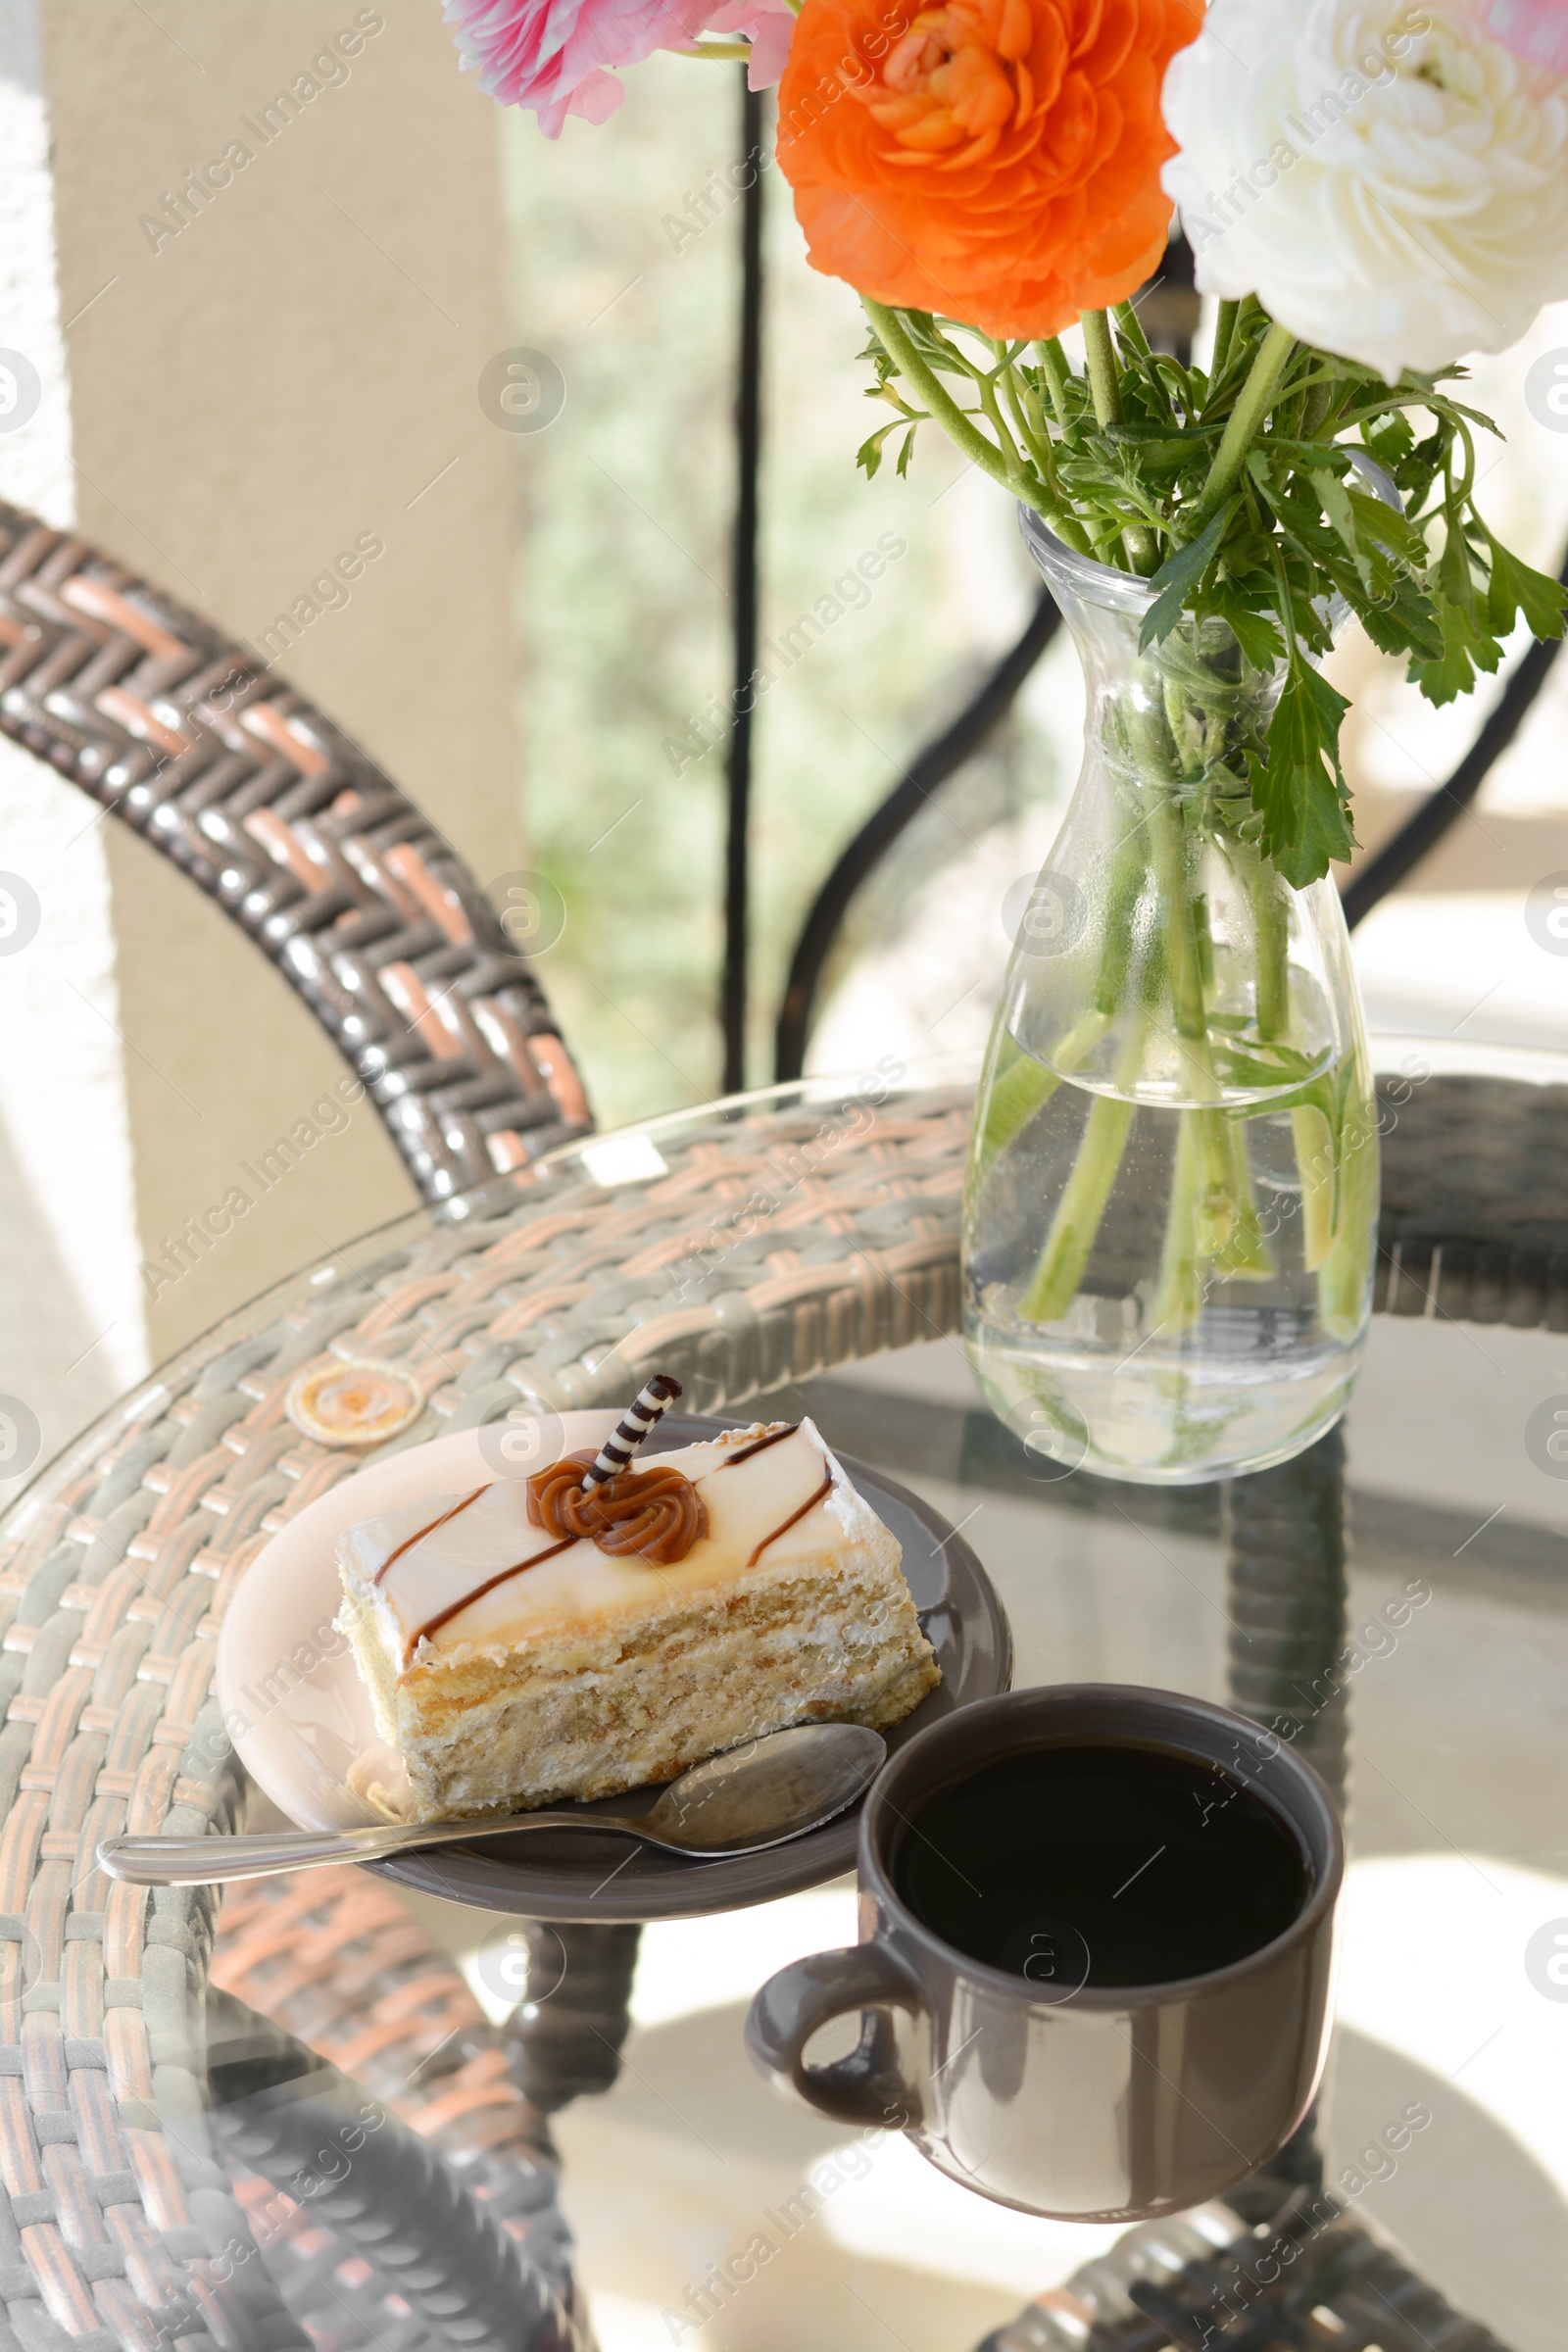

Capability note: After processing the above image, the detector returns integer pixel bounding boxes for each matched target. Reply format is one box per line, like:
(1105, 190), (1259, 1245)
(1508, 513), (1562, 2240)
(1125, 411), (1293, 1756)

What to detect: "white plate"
(218, 1413), (628, 1834)
(216, 1411), (1012, 1920)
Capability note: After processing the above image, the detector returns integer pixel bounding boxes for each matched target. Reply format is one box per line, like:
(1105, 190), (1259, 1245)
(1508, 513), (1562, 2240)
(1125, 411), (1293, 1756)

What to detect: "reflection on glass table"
(417, 1043), (1567, 2352)
(3, 1041), (1564, 2352)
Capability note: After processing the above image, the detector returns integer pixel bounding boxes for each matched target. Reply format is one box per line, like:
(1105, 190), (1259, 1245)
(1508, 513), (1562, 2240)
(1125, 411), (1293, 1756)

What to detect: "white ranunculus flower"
(1161, 0), (1568, 379)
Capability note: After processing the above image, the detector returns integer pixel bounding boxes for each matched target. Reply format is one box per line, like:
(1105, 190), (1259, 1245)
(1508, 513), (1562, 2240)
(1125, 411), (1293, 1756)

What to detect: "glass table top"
(18, 1040), (1562, 2352)
(406, 1054), (1568, 2352)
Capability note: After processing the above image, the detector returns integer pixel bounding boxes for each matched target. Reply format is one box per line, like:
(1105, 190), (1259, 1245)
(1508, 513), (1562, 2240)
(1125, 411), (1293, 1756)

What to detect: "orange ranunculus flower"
(775, 0), (1204, 340)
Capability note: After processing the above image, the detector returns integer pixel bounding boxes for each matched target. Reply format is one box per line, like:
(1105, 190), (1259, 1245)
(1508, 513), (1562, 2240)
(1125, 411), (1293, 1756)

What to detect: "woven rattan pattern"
(211, 1869), (551, 2172)
(3, 1058), (1566, 2349)
(1375, 1070), (1568, 1327)
(0, 502), (589, 1203)
(0, 1087), (965, 2352)
(210, 1870), (572, 2344)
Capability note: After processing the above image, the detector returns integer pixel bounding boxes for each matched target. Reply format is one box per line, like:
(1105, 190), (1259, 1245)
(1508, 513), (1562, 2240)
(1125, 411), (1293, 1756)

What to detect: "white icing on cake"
(339, 1419), (874, 1663)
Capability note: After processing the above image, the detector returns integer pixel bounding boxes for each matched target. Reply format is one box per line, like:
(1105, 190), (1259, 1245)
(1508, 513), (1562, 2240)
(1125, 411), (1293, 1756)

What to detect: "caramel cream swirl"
(527, 1448), (709, 1565)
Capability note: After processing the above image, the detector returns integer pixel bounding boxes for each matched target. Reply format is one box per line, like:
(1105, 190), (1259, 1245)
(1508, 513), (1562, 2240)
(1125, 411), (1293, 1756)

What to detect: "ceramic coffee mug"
(746, 1684), (1344, 2222)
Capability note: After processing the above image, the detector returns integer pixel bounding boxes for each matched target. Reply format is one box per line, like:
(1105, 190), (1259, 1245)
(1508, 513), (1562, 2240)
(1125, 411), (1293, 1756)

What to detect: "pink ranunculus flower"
(1489, 0), (1568, 74)
(445, 0), (710, 134)
(701, 0), (797, 87)
(444, 0), (796, 134)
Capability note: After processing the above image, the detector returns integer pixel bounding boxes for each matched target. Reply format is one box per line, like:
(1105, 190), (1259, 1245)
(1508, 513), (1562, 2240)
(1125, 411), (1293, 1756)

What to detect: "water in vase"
(964, 1034), (1376, 1485)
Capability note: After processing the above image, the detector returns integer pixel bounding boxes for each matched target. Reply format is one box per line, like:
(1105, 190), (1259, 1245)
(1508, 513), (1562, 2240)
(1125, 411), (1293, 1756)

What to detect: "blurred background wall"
(2, 0), (524, 1492)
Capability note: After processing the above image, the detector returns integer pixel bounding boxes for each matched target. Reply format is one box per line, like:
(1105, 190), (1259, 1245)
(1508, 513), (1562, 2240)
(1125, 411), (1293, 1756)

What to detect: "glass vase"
(962, 510), (1378, 1486)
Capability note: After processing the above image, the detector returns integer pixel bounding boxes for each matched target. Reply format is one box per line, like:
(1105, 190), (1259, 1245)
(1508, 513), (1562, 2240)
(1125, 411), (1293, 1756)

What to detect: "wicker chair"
(0, 501), (590, 1200)
(0, 496), (1561, 2352)
(0, 500), (603, 2352)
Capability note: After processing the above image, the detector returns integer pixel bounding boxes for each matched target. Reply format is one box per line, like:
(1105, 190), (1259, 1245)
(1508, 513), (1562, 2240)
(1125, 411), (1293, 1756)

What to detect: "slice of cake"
(336, 1418), (940, 1821)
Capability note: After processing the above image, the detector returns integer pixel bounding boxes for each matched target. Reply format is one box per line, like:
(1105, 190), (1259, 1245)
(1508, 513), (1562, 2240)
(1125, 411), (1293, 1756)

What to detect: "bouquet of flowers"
(449, 0), (1568, 1481)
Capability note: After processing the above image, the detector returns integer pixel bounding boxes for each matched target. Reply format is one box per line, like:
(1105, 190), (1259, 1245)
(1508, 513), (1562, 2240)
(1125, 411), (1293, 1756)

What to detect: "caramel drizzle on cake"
(391, 1415), (834, 1657)
(374, 1483), (492, 1586)
(528, 1451), (709, 1563)
(746, 1470), (833, 1568)
(405, 1535), (576, 1658)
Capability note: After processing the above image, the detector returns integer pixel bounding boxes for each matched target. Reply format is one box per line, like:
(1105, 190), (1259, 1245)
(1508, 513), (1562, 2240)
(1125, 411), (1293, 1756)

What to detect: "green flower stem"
(1212, 1115), (1275, 1280)
(976, 1043), (1058, 1164)
(1209, 298), (1241, 383)
(1192, 886), (1215, 995)
(1111, 300), (1152, 362)
(973, 1010), (1110, 1171)
(1195, 319), (1298, 528)
(1145, 793), (1207, 1049)
(1081, 310), (1160, 574)
(975, 816), (1152, 1188)
(1192, 1117), (1238, 1257)
(1019, 715), (1242, 1334)
(1126, 691), (1226, 1066)
(1246, 855), (1335, 1265)
(1093, 823), (1148, 1013)
(1155, 1103), (1273, 1340)
(1036, 338), (1072, 429)
(1143, 784), (1236, 1256)
(1318, 1068), (1378, 1337)
(1082, 307), (1126, 429)
(1018, 1087), (1136, 1324)
(1247, 859), (1291, 1043)
(1003, 363), (1050, 466)
(1302, 375), (1338, 438)
(1053, 511), (1096, 558)
(1113, 303), (1176, 427)
(1012, 374), (1095, 554)
(864, 302), (1045, 515)
(972, 368), (1028, 480)
(1153, 1113), (1203, 1333)
(1291, 1101), (1338, 1271)
(1018, 1004), (1149, 1325)
(1003, 379), (1085, 547)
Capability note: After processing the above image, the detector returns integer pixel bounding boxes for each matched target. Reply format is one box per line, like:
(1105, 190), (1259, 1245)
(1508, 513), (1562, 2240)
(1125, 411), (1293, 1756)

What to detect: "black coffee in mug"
(894, 1740), (1311, 1990)
(751, 1688), (1345, 2221)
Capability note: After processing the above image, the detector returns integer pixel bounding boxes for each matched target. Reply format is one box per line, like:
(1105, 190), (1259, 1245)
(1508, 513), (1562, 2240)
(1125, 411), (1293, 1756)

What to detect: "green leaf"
(1486, 535), (1567, 642)
(1138, 497), (1241, 652)
(1248, 657), (1356, 887)
(1343, 486), (1426, 567)
(1364, 411), (1415, 471)
(899, 310), (983, 378)
(1437, 504), (1480, 625)
(1204, 582), (1285, 670)
(1355, 577), (1444, 663)
(1427, 391), (1498, 436)
(1210, 1037), (1325, 1094)
(1410, 599), (1503, 706)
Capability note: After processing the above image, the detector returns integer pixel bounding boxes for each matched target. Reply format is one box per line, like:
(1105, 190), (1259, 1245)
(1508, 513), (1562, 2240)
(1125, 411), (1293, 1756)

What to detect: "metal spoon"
(95, 1722), (887, 1886)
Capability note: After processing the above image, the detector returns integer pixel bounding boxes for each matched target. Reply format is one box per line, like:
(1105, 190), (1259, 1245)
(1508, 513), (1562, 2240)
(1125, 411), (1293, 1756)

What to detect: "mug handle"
(746, 1942), (924, 2131)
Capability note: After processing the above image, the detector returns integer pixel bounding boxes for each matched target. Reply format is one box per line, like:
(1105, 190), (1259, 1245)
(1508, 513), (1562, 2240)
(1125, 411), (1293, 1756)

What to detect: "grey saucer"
(364, 1414), (1014, 1922)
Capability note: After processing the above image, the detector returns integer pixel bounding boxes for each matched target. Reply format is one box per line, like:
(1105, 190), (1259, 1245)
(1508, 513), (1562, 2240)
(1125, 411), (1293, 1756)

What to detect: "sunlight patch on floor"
(1336, 1854), (1568, 2197)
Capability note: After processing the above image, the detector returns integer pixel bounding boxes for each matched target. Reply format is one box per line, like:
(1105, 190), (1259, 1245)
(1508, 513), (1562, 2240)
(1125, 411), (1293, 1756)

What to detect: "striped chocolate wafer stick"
(581, 1373), (684, 1490)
